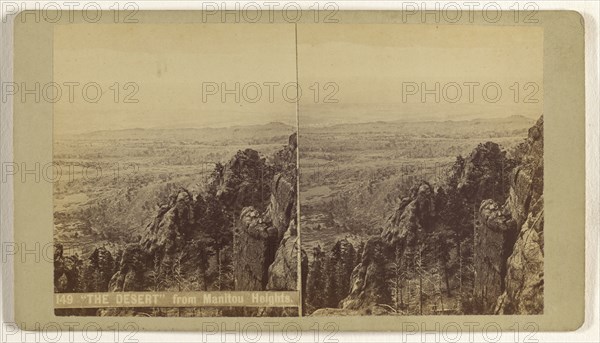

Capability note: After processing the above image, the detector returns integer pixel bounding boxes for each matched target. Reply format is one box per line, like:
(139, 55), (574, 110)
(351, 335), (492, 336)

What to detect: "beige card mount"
(10, 10), (584, 331)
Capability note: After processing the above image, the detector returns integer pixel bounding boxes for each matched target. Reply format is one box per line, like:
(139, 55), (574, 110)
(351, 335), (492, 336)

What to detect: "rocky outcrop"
(268, 175), (296, 240)
(495, 196), (543, 314)
(343, 182), (439, 309)
(57, 133), (301, 314)
(473, 199), (517, 313)
(54, 244), (81, 293)
(83, 246), (117, 292)
(108, 244), (148, 292)
(382, 182), (438, 244)
(104, 134), (299, 295)
(473, 116), (543, 314)
(495, 116), (544, 314)
(233, 133), (302, 292)
(139, 190), (194, 255)
(233, 207), (278, 290)
(339, 134), (521, 314)
(266, 219), (307, 291)
(341, 237), (392, 309)
(455, 141), (511, 205)
(341, 181), (460, 310)
(214, 148), (273, 214)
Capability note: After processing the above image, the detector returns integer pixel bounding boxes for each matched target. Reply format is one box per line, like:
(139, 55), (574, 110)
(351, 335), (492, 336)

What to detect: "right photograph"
(297, 24), (544, 316)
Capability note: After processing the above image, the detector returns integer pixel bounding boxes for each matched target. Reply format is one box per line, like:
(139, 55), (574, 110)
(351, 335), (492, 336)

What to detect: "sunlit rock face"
(495, 116), (544, 314)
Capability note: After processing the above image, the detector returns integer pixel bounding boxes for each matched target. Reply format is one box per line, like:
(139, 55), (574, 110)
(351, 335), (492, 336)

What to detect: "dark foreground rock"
(474, 115), (544, 314)
(473, 199), (517, 313)
(495, 116), (544, 314)
(233, 133), (304, 292)
(340, 116), (543, 315)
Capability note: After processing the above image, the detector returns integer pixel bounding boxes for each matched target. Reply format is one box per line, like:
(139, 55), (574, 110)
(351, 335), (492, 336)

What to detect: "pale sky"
(54, 23), (543, 134)
(297, 24), (543, 125)
(54, 24), (298, 135)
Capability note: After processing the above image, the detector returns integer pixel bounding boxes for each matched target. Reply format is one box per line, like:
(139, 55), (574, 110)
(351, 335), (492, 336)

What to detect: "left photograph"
(52, 23), (301, 317)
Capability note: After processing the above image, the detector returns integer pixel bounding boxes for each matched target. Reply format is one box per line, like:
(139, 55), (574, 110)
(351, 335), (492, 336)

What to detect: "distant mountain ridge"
(310, 115), (534, 132)
(56, 122), (296, 149)
(60, 116), (532, 138)
(70, 121), (295, 137)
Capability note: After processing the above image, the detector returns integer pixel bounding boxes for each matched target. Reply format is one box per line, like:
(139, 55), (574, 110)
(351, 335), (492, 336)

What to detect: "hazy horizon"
(55, 113), (537, 139)
(54, 24), (542, 134)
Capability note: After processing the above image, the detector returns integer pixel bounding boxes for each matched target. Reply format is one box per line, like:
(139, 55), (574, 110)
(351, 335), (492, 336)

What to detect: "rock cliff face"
(140, 190), (195, 256)
(103, 188), (198, 292)
(233, 133), (304, 292)
(108, 244), (148, 292)
(267, 219), (307, 291)
(269, 175), (297, 240)
(95, 133), (301, 296)
(214, 148), (273, 215)
(233, 207), (279, 290)
(495, 116), (544, 314)
(341, 237), (392, 310)
(474, 116), (543, 314)
(381, 183), (439, 245)
(473, 199), (517, 313)
(54, 244), (80, 293)
(343, 182), (439, 310)
(339, 124), (536, 314)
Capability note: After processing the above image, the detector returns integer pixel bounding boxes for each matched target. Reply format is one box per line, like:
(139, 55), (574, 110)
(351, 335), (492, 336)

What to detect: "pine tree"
(306, 245), (326, 312)
(203, 197), (232, 291)
(323, 255), (338, 308)
(193, 241), (211, 291)
(338, 240), (356, 302)
(172, 251), (186, 317)
(389, 243), (405, 313)
(83, 246), (115, 292)
(355, 241), (365, 266)
(358, 238), (392, 307)
(150, 253), (164, 317)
